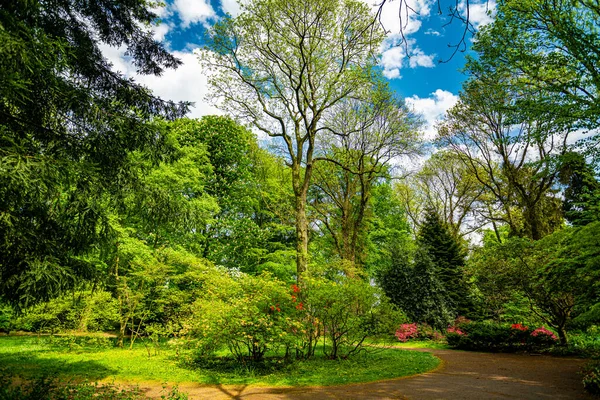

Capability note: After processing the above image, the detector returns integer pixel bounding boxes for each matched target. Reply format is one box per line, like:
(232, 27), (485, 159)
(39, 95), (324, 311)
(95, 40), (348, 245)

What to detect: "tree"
(0, 0), (187, 305)
(377, 247), (453, 329)
(469, 223), (600, 345)
(400, 151), (487, 237)
(558, 151), (600, 226)
(468, 0), (600, 134)
(200, 0), (385, 279)
(310, 82), (421, 269)
(438, 77), (568, 240)
(418, 209), (472, 317)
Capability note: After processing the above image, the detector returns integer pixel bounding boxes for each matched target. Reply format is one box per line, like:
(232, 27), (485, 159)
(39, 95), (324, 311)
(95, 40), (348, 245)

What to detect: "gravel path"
(138, 348), (594, 399)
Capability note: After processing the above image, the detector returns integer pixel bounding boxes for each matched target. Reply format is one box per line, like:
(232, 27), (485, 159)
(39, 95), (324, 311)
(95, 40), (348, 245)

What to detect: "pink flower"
(447, 326), (466, 336)
(531, 326), (558, 340)
(395, 323), (419, 342)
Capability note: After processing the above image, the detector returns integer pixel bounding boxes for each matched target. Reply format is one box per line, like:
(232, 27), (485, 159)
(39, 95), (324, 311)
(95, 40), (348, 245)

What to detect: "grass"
(367, 337), (450, 350)
(0, 336), (440, 387)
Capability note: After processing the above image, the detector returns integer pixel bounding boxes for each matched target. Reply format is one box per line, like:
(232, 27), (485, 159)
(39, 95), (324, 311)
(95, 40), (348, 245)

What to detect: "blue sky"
(101, 0), (496, 138)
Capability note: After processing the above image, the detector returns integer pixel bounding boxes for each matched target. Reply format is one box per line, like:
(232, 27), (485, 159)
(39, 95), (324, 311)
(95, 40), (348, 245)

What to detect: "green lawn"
(0, 336), (439, 387)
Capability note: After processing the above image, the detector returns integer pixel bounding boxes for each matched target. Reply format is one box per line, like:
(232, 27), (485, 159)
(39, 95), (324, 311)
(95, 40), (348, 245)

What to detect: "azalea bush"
(445, 320), (559, 352)
(395, 323), (444, 342)
(583, 361), (600, 396)
(301, 275), (403, 359)
(186, 272), (302, 361)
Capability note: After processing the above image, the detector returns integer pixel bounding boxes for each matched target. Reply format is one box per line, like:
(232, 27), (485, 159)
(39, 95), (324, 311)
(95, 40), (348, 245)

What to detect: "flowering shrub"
(446, 321), (559, 352)
(583, 361), (600, 395)
(395, 323), (419, 342)
(531, 326), (557, 340)
(447, 326), (466, 336)
(511, 323), (529, 332)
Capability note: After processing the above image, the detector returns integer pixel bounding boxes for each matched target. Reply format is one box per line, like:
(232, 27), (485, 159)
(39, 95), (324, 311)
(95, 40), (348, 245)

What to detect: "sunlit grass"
(0, 336), (440, 387)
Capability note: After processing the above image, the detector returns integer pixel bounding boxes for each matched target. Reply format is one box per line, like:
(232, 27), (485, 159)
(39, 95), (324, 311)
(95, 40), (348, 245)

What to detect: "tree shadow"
(0, 352), (117, 381)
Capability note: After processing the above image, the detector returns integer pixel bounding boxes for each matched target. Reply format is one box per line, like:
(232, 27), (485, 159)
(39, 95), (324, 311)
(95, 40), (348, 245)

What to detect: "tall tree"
(558, 151), (600, 226)
(469, 0), (600, 133)
(418, 209), (471, 317)
(438, 77), (568, 240)
(200, 0), (385, 279)
(0, 0), (187, 305)
(310, 82), (421, 269)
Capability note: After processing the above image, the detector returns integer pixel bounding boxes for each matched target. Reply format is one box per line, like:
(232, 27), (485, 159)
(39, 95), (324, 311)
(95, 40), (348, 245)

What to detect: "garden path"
(138, 348), (593, 399)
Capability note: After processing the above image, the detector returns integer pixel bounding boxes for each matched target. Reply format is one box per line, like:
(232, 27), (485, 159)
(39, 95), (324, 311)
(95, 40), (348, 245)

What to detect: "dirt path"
(138, 348), (593, 399)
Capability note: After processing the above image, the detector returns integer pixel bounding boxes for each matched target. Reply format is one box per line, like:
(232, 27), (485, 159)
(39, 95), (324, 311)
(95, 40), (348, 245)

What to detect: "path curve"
(139, 348), (594, 399)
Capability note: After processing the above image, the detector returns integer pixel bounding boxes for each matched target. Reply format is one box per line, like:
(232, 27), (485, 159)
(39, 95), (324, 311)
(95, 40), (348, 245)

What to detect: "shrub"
(395, 323), (418, 342)
(302, 275), (403, 359)
(583, 361), (600, 396)
(186, 272), (301, 361)
(445, 321), (558, 352)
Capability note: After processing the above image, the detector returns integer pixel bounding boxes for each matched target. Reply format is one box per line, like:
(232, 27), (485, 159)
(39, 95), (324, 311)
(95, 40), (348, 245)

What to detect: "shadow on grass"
(0, 352), (117, 381)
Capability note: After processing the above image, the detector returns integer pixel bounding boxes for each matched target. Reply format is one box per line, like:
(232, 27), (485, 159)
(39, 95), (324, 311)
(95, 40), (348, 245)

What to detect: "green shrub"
(0, 373), (187, 400)
(186, 272), (301, 361)
(445, 321), (558, 352)
(13, 291), (119, 334)
(583, 361), (600, 396)
(301, 275), (403, 359)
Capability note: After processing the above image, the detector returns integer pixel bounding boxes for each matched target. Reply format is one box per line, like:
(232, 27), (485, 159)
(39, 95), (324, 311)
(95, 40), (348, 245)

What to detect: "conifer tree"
(418, 209), (471, 317)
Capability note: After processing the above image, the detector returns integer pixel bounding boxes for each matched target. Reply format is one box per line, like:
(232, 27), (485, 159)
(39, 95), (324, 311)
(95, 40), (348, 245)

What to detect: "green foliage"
(445, 321), (558, 352)
(377, 247), (453, 330)
(13, 291), (118, 334)
(302, 272), (404, 359)
(583, 361), (600, 396)
(186, 272), (300, 361)
(559, 152), (600, 226)
(0, 0), (187, 306)
(418, 209), (472, 317)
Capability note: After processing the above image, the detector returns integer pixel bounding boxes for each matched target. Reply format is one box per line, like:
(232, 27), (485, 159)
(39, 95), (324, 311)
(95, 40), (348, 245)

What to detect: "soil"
(134, 348), (594, 399)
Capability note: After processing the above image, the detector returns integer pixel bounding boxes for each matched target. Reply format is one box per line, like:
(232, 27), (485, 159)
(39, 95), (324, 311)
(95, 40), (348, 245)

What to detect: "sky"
(100, 0), (496, 140)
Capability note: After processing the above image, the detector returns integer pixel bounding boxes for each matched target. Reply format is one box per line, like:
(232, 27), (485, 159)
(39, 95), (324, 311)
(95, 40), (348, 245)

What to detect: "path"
(138, 348), (593, 399)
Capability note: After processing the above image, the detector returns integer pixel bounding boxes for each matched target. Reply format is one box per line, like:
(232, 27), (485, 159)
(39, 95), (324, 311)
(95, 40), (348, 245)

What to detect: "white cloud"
(221, 0), (242, 16)
(100, 44), (220, 118)
(406, 89), (459, 140)
(408, 48), (435, 68)
(379, 38), (436, 79)
(152, 23), (171, 42)
(173, 0), (215, 28)
(381, 46), (405, 79)
(424, 29), (441, 36)
(459, 0), (497, 29)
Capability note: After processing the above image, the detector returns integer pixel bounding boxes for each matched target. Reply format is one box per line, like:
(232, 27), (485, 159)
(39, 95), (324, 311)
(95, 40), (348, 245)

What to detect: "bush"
(13, 291), (119, 334)
(445, 321), (558, 352)
(186, 272), (301, 361)
(0, 373), (187, 400)
(583, 361), (600, 396)
(395, 323), (444, 342)
(302, 275), (403, 359)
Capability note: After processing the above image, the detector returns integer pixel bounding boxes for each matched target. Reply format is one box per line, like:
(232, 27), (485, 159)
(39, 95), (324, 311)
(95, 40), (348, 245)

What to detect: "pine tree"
(418, 209), (471, 317)
(377, 246), (453, 329)
(0, 0), (187, 306)
(559, 152), (600, 227)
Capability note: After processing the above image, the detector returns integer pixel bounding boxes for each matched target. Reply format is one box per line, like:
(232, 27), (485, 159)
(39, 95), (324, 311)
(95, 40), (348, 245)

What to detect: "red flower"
(296, 302), (303, 310)
(291, 284), (300, 293)
(511, 323), (529, 332)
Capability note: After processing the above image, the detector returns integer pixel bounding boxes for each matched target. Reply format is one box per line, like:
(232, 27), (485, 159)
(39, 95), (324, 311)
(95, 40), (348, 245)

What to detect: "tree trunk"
(295, 192), (309, 281)
(557, 325), (569, 346)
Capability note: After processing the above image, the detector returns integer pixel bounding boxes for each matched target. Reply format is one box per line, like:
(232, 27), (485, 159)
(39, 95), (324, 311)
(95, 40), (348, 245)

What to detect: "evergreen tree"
(0, 0), (187, 306)
(418, 209), (472, 317)
(559, 152), (600, 227)
(377, 247), (453, 329)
